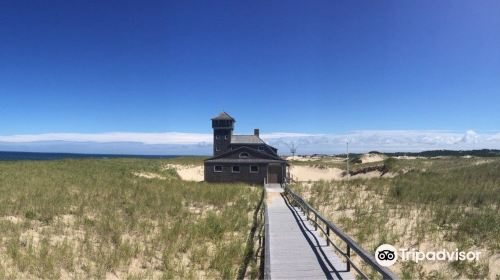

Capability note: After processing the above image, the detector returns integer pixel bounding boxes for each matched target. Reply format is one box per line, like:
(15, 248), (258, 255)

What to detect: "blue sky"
(1, 1), (499, 154)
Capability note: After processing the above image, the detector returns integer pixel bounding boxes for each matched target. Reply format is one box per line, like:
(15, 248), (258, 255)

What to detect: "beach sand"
(289, 166), (344, 181)
(359, 153), (386, 163)
(164, 164), (204, 181)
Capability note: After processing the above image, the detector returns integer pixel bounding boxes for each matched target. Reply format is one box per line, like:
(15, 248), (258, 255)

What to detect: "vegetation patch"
(0, 158), (261, 279)
(290, 157), (500, 279)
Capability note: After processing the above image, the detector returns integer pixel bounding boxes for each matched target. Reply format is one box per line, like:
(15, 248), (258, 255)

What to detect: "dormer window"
(239, 152), (249, 158)
(258, 146), (265, 151)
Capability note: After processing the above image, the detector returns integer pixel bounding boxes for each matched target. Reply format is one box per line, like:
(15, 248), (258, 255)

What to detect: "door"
(267, 165), (281, 183)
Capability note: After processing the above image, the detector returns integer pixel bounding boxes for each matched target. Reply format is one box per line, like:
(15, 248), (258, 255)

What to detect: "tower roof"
(211, 111), (235, 121)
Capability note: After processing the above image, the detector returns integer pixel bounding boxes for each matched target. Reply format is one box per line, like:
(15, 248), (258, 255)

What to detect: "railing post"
(326, 226), (330, 246)
(346, 244), (351, 272)
(314, 214), (317, 230)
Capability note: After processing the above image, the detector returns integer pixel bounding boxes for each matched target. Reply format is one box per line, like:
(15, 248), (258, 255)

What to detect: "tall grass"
(387, 159), (500, 250)
(0, 158), (260, 279)
(291, 157), (500, 279)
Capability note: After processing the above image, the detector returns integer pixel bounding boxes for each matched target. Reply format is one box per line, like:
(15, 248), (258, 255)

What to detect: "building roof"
(206, 145), (285, 162)
(211, 112), (235, 121)
(231, 135), (265, 144)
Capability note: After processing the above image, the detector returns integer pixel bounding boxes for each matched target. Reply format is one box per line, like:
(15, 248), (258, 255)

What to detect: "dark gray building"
(204, 112), (287, 184)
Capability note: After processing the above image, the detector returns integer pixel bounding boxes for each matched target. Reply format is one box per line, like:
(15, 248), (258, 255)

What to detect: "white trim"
(214, 165), (223, 172)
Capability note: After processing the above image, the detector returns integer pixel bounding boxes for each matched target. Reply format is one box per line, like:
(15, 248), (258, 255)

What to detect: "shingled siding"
(204, 163), (268, 185)
(231, 144), (278, 156)
(213, 129), (232, 156)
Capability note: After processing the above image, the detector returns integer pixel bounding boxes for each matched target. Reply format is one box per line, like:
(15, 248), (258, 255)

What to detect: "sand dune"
(133, 172), (167, 180)
(164, 164), (204, 181)
(289, 166), (344, 181)
(286, 155), (345, 162)
(286, 156), (322, 161)
(359, 153), (386, 163)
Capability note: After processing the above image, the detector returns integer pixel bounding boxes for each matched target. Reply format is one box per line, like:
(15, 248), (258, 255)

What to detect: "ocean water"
(0, 151), (177, 161)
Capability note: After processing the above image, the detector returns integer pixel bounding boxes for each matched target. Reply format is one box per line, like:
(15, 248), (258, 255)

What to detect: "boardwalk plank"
(265, 184), (355, 280)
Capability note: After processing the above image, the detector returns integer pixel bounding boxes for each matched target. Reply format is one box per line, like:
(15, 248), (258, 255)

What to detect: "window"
(258, 146), (265, 151)
(239, 152), (250, 158)
(216, 147), (220, 151)
(232, 166), (240, 173)
(224, 135), (228, 140)
(215, 135), (220, 140)
(214, 166), (223, 172)
(250, 165), (259, 173)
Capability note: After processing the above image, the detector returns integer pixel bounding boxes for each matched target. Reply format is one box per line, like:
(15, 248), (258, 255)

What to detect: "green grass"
(0, 158), (261, 279)
(163, 156), (208, 166)
(386, 159), (500, 251)
(290, 157), (500, 279)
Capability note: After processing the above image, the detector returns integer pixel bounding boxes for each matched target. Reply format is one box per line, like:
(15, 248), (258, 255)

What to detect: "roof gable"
(206, 146), (284, 161)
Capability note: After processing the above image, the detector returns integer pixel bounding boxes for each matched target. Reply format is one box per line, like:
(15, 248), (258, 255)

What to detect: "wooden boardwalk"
(265, 184), (355, 280)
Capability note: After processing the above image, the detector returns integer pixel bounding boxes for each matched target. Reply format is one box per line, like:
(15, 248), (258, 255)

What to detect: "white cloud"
(260, 132), (320, 138)
(461, 130), (479, 144)
(261, 130), (500, 153)
(0, 130), (499, 154)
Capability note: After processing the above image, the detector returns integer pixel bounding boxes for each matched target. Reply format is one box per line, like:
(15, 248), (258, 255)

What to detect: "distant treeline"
(331, 149), (500, 158)
(384, 149), (500, 157)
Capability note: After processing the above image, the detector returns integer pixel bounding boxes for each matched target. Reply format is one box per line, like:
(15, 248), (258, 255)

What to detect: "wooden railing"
(237, 188), (266, 279)
(282, 181), (399, 280)
(263, 199), (271, 280)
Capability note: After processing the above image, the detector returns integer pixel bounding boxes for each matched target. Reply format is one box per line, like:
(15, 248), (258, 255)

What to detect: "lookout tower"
(211, 112), (235, 156)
